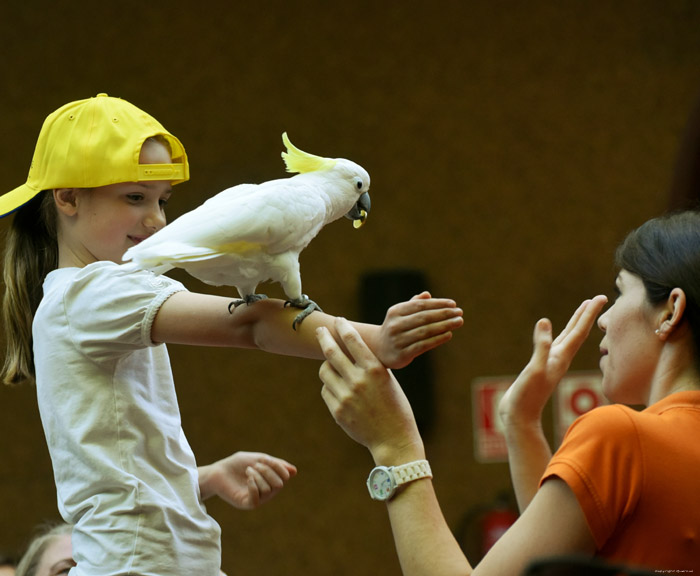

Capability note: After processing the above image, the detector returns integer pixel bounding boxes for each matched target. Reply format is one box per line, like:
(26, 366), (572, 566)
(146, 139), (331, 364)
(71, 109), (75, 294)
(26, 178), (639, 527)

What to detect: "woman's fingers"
(553, 295), (608, 356)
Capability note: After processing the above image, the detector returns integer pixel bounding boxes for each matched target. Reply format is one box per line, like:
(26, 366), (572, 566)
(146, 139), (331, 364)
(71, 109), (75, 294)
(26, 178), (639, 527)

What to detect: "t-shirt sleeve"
(62, 262), (186, 363)
(540, 405), (643, 549)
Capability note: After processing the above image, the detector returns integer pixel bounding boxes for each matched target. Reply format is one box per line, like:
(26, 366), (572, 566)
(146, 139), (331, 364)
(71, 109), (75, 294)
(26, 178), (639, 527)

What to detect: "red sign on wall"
(472, 377), (513, 463)
(472, 372), (606, 462)
(554, 372), (606, 444)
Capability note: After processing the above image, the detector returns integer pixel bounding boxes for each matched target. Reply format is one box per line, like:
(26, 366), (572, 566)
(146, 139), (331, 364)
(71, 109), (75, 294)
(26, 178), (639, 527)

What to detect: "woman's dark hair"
(615, 210), (700, 358)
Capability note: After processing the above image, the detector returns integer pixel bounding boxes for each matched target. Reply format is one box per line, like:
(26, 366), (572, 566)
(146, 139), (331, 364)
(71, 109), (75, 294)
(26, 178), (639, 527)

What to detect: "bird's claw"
(285, 295), (322, 330)
(228, 293), (268, 314)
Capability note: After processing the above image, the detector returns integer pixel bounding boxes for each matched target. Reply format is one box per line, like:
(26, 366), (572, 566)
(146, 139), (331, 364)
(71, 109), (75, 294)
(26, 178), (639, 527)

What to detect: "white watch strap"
(392, 459), (432, 487)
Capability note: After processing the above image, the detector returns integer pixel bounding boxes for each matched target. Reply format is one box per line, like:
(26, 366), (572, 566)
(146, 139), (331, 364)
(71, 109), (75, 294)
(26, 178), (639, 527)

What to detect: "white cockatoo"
(123, 133), (371, 329)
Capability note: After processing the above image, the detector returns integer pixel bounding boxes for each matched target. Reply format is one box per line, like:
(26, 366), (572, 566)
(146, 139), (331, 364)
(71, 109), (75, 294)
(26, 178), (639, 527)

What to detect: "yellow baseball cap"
(0, 93), (189, 217)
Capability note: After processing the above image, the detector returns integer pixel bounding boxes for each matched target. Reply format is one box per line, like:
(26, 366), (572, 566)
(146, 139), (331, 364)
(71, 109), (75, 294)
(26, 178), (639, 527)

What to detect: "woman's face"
(36, 533), (74, 576)
(597, 270), (662, 405)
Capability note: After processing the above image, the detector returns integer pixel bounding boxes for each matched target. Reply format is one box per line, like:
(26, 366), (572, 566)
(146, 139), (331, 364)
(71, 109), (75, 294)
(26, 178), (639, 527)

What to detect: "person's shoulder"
(580, 402), (639, 421)
(550, 404), (644, 477)
(43, 263), (186, 317)
(73, 262), (184, 291)
(566, 403), (641, 441)
(74, 260), (133, 280)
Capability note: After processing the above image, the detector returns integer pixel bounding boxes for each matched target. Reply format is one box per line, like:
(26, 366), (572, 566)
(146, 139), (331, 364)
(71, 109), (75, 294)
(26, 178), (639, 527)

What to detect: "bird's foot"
(285, 295), (323, 330)
(228, 293), (268, 313)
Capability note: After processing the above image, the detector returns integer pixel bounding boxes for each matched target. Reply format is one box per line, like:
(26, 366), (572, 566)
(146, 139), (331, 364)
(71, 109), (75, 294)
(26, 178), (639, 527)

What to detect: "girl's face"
(36, 533), (74, 576)
(597, 270), (661, 405)
(59, 139), (173, 267)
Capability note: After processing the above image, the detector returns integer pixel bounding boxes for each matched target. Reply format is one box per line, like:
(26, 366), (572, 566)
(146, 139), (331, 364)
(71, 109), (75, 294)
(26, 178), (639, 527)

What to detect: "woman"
(15, 523), (234, 576)
(15, 523), (72, 576)
(316, 211), (700, 574)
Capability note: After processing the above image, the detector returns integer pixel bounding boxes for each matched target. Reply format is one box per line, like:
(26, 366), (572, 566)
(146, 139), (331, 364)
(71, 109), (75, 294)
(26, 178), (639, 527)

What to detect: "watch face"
(368, 467), (394, 500)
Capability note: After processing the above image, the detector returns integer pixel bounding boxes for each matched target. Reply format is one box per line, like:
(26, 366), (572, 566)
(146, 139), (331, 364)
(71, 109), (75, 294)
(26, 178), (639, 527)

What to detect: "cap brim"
(0, 184), (43, 218)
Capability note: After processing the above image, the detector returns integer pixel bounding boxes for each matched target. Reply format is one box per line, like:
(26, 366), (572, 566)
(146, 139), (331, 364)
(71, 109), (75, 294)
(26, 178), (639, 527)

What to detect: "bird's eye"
(354, 178), (363, 190)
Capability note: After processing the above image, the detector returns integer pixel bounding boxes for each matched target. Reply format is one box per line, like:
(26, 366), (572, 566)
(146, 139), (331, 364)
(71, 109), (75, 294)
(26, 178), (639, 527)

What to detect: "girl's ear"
(53, 188), (79, 216)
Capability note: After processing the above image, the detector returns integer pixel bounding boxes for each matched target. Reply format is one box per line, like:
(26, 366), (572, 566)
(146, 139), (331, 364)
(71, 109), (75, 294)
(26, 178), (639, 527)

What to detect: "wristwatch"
(366, 459), (432, 501)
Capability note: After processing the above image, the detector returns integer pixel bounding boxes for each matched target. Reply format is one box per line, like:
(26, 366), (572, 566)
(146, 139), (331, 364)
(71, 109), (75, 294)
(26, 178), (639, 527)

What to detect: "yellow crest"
(281, 132), (337, 174)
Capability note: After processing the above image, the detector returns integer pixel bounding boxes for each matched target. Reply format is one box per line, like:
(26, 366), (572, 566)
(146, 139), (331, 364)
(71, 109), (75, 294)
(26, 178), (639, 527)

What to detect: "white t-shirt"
(33, 261), (222, 576)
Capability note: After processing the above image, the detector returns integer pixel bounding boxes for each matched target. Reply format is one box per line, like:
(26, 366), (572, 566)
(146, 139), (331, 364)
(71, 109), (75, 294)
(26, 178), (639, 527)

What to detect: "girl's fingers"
(396, 331), (455, 359)
(260, 457), (297, 480)
(388, 299), (461, 321)
(247, 466), (269, 488)
(410, 291), (432, 301)
(391, 306), (463, 328)
(382, 311), (463, 346)
(255, 464), (286, 490)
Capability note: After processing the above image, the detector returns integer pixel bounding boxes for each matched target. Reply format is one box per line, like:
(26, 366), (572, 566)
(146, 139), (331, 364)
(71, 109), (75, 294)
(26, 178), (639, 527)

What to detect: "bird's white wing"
(124, 177), (328, 271)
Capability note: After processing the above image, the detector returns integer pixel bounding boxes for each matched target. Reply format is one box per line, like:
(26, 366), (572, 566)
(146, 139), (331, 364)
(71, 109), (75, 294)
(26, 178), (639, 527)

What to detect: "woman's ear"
(53, 188), (79, 216)
(656, 288), (687, 340)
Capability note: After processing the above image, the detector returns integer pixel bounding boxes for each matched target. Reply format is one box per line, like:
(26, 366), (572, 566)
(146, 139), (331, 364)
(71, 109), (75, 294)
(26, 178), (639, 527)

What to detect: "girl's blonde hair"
(2, 190), (58, 386)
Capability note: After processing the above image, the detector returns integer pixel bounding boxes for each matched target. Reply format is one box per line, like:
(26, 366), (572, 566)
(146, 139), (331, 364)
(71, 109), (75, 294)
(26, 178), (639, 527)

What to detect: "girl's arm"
(151, 290), (463, 369)
(497, 296), (607, 511)
(317, 318), (595, 576)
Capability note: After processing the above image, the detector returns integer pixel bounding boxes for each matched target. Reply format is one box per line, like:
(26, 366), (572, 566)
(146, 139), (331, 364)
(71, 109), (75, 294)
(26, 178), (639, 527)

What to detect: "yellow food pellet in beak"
(353, 210), (367, 229)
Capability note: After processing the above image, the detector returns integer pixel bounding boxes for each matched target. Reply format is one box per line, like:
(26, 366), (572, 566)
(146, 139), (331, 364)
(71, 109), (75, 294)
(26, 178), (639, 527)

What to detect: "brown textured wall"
(1, 1), (699, 574)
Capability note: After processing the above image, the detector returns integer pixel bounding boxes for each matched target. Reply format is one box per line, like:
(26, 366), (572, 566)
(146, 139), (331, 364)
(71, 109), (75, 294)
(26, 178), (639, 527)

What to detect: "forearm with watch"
(365, 448), (474, 575)
(367, 459), (433, 501)
(365, 440), (431, 502)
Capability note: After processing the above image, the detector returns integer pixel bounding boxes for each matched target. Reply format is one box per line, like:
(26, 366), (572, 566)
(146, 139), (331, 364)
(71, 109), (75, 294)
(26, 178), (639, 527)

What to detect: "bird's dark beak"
(345, 192), (371, 229)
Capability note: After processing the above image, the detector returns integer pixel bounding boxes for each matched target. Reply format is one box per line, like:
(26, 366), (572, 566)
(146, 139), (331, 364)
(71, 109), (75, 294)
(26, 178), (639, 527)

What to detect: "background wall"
(1, 1), (699, 574)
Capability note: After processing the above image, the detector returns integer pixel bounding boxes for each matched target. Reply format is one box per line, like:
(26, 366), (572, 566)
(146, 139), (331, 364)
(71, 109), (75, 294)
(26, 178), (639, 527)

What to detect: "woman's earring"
(655, 328), (661, 335)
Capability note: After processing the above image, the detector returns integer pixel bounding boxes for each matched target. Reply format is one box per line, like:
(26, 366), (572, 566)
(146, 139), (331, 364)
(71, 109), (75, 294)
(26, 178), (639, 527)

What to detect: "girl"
(1, 94), (464, 576)
(318, 211), (700, 573)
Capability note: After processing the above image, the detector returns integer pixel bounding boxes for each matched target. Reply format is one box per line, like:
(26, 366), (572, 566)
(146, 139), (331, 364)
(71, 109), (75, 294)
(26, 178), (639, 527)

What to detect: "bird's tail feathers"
(119, 260), (174, 276)
(124, 242), (222, 271)
(281, 132), (337, 174)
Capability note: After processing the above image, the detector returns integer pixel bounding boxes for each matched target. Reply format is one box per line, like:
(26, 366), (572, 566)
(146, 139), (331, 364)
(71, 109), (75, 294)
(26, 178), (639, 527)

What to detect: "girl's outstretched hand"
(371, 292), (463, 370)
(198, 451), (297, 510)
(318, 318), (425, 465)
(499, 295), (608, 432)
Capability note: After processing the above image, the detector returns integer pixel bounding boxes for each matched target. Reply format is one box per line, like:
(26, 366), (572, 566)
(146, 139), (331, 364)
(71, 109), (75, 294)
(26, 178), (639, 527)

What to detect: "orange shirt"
(541, 391), (700, 572)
